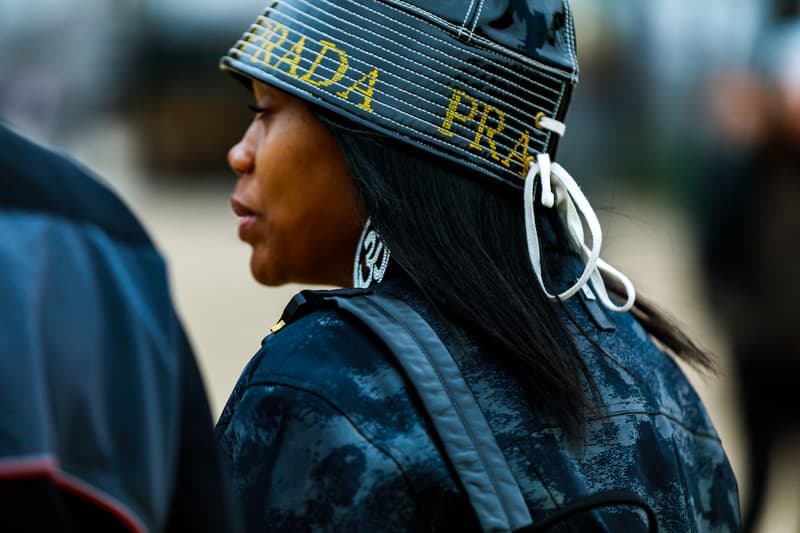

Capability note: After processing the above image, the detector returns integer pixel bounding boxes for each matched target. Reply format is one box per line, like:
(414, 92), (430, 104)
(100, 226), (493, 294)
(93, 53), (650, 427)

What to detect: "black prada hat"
(221, 0), (579, 190)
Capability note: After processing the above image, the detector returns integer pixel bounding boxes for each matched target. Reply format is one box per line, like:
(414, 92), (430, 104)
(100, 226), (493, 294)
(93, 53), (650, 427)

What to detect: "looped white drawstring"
(524, 116), (636, 313)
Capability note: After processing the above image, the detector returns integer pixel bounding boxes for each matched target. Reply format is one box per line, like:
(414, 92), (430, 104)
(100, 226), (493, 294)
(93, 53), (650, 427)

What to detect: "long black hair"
(319, 113), (714, 438)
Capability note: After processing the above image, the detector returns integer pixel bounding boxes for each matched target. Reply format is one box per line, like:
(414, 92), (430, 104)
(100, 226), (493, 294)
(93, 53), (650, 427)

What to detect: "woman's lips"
(230, 195), (258, 241)
(237, 215), (257, 241)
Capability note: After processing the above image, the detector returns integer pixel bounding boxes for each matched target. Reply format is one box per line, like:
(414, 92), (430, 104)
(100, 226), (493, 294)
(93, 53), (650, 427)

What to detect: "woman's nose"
(228, 137), (255, 176)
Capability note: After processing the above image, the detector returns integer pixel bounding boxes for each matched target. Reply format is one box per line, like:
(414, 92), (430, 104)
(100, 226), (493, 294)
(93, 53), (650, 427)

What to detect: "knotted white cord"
(524, 118), (635, 312)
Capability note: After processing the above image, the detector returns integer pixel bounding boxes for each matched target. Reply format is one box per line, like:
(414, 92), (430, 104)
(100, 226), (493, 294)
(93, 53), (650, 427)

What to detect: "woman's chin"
(249, 249), (286, 287)
(247, 243), (353, 287)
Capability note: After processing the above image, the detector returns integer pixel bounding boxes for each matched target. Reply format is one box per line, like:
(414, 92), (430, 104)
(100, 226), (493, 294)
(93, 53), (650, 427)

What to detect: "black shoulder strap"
(279, 290), (657, 533)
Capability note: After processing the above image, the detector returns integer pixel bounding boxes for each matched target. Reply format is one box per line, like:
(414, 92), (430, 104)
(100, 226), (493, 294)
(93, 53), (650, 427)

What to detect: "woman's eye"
(248, 105), (268, 116)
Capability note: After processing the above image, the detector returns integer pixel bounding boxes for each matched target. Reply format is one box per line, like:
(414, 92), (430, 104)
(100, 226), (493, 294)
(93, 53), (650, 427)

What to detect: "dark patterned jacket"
(217, 252), (740, 532)
(0, 124), (238, 533)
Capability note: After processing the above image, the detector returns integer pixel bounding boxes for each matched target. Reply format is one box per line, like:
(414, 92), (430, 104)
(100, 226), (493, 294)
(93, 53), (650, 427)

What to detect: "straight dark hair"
(319, 113), (714, 438)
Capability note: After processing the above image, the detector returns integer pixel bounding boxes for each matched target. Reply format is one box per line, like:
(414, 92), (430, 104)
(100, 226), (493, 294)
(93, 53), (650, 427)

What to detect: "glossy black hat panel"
(221, 0), (578, 188)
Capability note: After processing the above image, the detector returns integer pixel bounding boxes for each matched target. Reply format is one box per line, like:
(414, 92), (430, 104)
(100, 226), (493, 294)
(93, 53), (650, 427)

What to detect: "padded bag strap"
(326, 292), (532, 533)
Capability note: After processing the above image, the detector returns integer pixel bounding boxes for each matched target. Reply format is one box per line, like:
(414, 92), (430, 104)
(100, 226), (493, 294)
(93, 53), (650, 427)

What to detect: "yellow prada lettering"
(336, 69), (380, 112)
(501, 130), (531, 174)
(239, 19), (379, 113)
(242, 19), (288, 67)
(299, 40), (348, 87)
(271, 36), (306, 78)
(439, 87), (531, 176)
(469, 103), (506, 161)
(437, 89), (479, 138)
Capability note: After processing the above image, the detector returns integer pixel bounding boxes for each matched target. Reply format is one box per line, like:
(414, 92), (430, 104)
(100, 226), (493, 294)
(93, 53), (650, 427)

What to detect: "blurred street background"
(2, 1), (799, 531)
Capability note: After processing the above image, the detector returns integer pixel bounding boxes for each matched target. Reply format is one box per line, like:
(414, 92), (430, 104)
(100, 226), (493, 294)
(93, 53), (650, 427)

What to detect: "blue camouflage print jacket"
(216, 252), (740, 532)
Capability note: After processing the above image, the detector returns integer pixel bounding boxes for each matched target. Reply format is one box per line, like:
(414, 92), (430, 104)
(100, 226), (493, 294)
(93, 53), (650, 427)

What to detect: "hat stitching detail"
(303, 0), (566, 90)
(225, 55), (530, 186)
(466, 0), (487, 41)
(230, 0), (577, 183)
(235, 28), (555, 153)
(551, 88), (567, 142)
(285, 0), (564, 97)
(234, 36), (551, 156)
(339, 0), (572, 128)
(563, 0), (579, 78)
(238, 25), (557, 150)
(250, 6), (563, 134)
(233, 19), (568, 175)
(232, 30), (567, 168)
(458, 0), (479, 37)
(267, 5), (560, 102)
(383, 0), (576, 79)
(240, 14), (560, 143)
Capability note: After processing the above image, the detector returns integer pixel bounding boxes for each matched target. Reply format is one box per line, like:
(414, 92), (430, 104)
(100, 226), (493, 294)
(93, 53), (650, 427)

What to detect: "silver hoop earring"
(353, 218), (390, 288)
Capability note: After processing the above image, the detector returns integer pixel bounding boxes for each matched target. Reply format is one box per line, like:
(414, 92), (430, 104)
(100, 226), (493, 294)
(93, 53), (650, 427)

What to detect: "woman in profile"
(214, 1), (740, 531)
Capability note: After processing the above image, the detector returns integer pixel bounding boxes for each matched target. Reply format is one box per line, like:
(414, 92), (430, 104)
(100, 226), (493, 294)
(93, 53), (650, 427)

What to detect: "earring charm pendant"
(353, 218), (390, 289)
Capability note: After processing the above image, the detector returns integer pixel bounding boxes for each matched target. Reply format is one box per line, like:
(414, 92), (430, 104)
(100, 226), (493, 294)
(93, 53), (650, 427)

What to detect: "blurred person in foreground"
(213, 1), (740, 531)
(0, 123), (239, 532)
(701, 20), (800, 533)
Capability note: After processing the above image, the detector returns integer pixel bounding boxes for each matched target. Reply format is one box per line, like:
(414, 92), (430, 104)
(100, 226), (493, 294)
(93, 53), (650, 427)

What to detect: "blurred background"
(2, 0), (799, 530)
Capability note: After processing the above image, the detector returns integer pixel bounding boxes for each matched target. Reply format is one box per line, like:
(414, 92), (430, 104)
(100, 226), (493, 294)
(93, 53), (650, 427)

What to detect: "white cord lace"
(524, 118), (635, 312)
